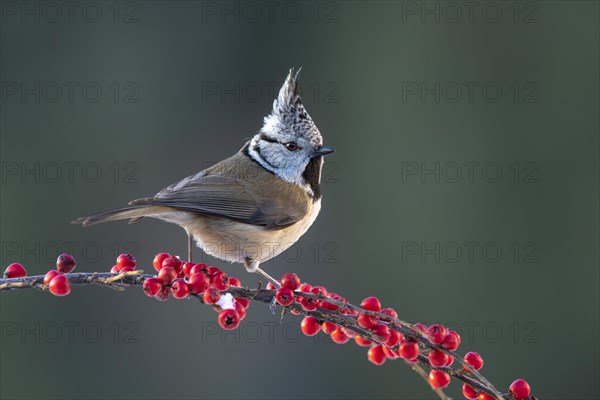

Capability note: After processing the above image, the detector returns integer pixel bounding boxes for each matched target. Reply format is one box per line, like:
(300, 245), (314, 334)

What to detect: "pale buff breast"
(184, 199), (321, 264)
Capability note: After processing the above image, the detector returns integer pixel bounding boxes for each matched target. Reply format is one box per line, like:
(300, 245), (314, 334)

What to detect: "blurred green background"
(1, 1), (598, 399)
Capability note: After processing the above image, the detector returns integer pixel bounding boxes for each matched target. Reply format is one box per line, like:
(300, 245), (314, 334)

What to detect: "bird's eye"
(285, 142), (300, 151)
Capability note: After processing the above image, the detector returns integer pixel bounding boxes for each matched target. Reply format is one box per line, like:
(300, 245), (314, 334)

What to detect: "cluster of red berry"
(2, 256), (533, 399)
(269, 278), (532, 400)
(3, 255), (76, 296)
(141, 252), (247, 330)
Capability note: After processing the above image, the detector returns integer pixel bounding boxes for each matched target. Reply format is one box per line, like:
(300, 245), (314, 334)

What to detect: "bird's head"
(248, 68), (335, 186)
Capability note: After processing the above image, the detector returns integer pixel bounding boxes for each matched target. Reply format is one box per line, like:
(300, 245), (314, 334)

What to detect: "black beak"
(311, 146), (335, 157)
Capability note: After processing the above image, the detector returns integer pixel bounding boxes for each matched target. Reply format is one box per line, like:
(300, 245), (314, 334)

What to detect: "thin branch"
(0, 271), (514, 399)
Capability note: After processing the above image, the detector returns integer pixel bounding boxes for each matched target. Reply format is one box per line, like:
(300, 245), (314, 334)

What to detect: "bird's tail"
(71, 205), (163, 227)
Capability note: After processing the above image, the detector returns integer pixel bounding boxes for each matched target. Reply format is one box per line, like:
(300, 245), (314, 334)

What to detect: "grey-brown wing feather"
(129, 174), (302, 228)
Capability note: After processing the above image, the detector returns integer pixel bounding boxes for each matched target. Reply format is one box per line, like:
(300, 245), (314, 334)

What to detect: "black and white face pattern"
(248, 69), (325, 190)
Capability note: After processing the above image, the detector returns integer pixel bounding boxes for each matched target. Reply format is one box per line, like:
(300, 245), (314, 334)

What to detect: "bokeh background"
(1, 1), (598, 399)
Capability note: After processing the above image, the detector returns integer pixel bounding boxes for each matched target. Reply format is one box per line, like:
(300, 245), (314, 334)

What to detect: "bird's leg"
(255, 267), (281, 289)
(244, 258), (281, 288)
(187, 233), (193, 262)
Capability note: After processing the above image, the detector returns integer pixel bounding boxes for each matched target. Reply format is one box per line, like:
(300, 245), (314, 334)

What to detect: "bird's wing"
(129, 173), (304, 228)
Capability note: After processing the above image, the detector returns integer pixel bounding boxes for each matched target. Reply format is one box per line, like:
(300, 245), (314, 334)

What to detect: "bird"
(72, 68), (335, 286)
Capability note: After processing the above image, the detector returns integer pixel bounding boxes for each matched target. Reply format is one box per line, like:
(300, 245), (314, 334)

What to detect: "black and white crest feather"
(261, 68), (323, 148)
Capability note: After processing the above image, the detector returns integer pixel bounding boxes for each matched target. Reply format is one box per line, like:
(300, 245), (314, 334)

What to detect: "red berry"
(478, 394), (495, 400)
(187, 273), (210, 294)
(321, 292), (343, 310)
(48, 275), (71, 296)
(462, 384), (478, 399)
(181, 262), (195, 277)
(413, 323), (428, 335)
(116, 253), (136, 270)
(300, 316), (321, 336)
(218, 309), (240, 330)
(43, 270), (61, 285)
(162, 256), (183, 274)
(210, 270), (230, 291)
(152, 253), (170, 271)
(381, 307), (398, 319)
(297, 282), (312, 292)
(158, 266), (177, 285)
(275, 287), (294, 306)
(428, 349), (449, 367)
(427, 324), (448, 344)
(310, 285), (328, 296)
(442, 330), (461, 351)
(428, 370), (451, 389)
(341, 327), (357, 338)
(119, 266), (134, 273)
(4, 263), (27, 278)
(371, 324), (391, 342)
(444, 354), (455, 367)
(229, 277), (242, 287)
(330, 327), (350, 344)
(266, 282), (277, 290)
(321, 322), (337, 334)
(280, 273), (301, 290)
(110, 265), (120, 273)
(398, 340), (419, 360)
(299, 296), (317, 311)
(355, 336), (372, 347)
(235, 297), (250, 308)
(203, 287), (221, 304)
(190, 263), (209, 276)
(385, 329), (402, 347)
(509, 379), (531, 400)
(360, 296), (381, 312)
(464, 351), (484, 371)
(154, 286), (171, 301)
(143, 277), (163, 297)
(357, 313), (379, 329)
(56, 254), (76, 273)
(296, 283), (313, 299)
(367, 345), (386, 365)
(171, 279), (190, 299)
